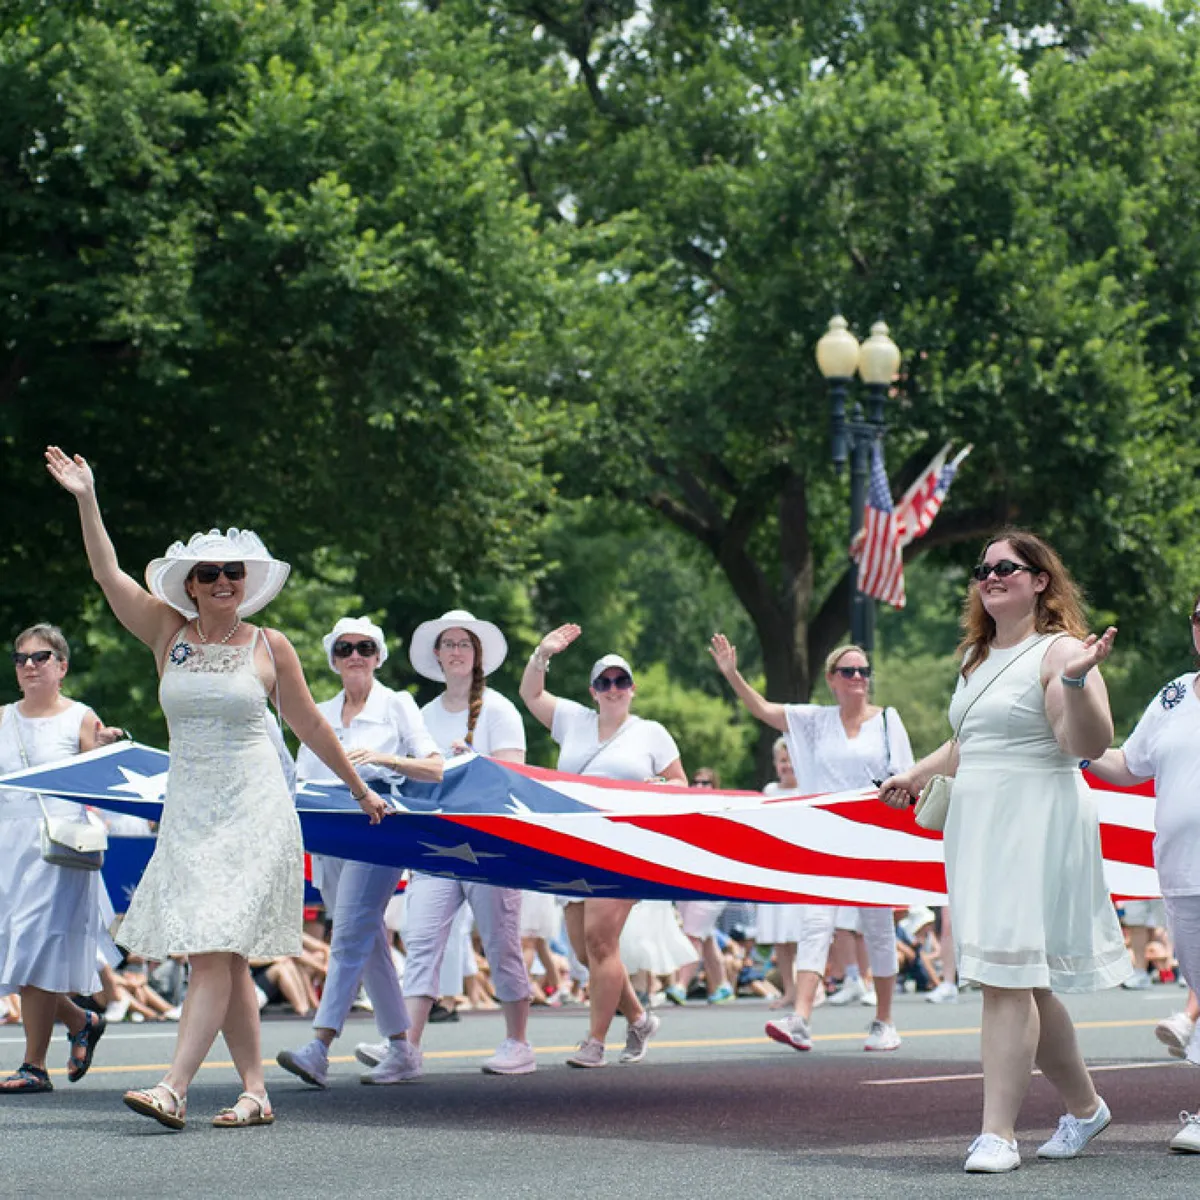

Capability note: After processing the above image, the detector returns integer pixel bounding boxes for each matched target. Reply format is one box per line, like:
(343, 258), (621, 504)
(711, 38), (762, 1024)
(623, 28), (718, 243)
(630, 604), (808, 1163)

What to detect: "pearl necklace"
(196, 618), (241, 645)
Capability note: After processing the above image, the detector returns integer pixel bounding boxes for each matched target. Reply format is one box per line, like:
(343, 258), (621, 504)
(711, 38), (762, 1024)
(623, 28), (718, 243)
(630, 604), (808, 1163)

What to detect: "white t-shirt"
(783, 704), (914, 794)
(295, 681), (437, 784)
(1121, 673), (1200, 897)
(420, 688), (526, 758)
(551, 698), (680, 780)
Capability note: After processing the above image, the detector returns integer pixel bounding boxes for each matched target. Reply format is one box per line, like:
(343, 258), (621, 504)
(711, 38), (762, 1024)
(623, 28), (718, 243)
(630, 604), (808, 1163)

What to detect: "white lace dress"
(0, 702), (109, 996)
(117, 633), (303, 959)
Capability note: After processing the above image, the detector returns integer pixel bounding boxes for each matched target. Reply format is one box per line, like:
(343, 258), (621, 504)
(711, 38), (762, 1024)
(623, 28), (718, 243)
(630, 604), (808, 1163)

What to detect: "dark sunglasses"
(190, 562), (247, 584)
(12, 650), (56, 667)
(972, 559), (1038, 583)
(593, 673), (633, 693)
(332, 639), (378, 659)
(833, 665), (872, 680)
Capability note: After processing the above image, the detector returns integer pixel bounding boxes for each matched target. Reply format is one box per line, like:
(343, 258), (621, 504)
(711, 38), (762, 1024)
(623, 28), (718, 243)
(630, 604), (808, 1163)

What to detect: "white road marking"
(864, 1060), (1179, 1086)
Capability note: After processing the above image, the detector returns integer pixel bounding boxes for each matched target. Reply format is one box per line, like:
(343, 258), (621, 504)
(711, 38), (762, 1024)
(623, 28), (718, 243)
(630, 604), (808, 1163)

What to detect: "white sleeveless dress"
(944, 633), (1129, 991)
(117, 633), (304, 959)
(0, 702), (108, 996)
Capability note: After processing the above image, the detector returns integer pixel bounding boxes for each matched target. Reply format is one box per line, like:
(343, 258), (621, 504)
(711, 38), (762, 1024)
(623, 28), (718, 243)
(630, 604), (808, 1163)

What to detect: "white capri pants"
(793, 904), (897, 979)
(313, 856), (410, 1039)
(678, 900), (727, 940)
(403, 874), (530, 1003)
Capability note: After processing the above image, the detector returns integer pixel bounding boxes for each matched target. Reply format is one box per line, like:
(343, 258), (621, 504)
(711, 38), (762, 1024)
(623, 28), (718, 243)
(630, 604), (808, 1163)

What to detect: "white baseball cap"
(590, 653), (634, 687)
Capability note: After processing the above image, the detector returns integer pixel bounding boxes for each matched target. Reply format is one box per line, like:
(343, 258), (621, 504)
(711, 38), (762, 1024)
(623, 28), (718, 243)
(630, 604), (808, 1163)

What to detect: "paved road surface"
(4, 985), (1200, 1198)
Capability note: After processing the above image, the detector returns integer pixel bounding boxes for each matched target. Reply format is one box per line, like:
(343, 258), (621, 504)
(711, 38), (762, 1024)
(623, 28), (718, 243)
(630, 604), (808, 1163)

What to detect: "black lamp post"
(815, 316), (902, 653)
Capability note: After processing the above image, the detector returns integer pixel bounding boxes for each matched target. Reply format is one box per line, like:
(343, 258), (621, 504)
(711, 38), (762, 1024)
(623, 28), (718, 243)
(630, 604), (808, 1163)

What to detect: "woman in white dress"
(711, 635), (913, 1054)
(46, 447), (388, 1131)
(1088, 589), (1200, 1153)
(395, 610), (535, 1076)
(276, 616), (441, 1089)
(520, 626), (686, 1068)
(0, 624), (125, 1094)
(881, 529), (1128, 1173)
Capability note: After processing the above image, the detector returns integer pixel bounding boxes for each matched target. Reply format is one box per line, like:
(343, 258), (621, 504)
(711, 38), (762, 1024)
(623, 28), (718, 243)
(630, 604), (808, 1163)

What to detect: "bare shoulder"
(261, 626), (300, 662)
(1043, 633), (1085, 664)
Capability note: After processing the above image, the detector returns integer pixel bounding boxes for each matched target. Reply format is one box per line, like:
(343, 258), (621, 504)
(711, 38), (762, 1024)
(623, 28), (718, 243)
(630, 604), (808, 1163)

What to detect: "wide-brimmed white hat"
(323, 616), (389, 672)
(590, 653), (634, 687)
(409, 609), (507, 680)
(145, 528), (290, 619)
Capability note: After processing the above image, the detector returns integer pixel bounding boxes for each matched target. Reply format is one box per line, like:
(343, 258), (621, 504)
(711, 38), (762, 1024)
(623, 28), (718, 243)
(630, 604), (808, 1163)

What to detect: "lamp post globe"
(816, 315), (860, 468)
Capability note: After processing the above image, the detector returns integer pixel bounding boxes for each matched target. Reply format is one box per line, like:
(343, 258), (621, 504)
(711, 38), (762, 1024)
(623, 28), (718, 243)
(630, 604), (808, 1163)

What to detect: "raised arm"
(519, 623), (581, 731)
(265, 629), (387, 823)
(45, 447), (183, 657)
(709, 634), (787, 732)
(1043, 629), (1118, 761)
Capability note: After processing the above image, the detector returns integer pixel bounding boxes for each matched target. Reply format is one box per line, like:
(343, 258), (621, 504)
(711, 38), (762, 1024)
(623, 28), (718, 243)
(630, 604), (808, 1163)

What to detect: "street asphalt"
(3, 984), (1200, 1198)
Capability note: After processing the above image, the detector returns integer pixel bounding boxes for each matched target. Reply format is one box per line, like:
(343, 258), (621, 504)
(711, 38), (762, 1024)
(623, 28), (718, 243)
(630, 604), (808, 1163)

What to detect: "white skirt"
(0, 809), (105, 997)
(520, 891), (562, 940)
(620, 902), (697, 974)
(755, 903), (808, 944)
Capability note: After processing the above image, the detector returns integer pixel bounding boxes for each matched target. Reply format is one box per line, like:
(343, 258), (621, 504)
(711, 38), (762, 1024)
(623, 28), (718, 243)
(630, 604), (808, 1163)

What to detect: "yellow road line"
(44, 1016), (1164, 1079)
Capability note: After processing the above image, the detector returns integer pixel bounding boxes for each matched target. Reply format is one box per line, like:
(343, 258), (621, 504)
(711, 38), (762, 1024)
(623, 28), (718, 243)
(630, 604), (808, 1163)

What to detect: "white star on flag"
(108, 767), (168, 804)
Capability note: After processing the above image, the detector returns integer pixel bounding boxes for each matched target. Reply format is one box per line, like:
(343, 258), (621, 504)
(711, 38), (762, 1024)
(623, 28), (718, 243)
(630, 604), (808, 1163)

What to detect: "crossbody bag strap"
(575, 715), (640, 776)
(257, 627), (285, 724)
(10, 706), (61, 826)
(881, 707), (892, 778)
(952, 633), (1057, 741)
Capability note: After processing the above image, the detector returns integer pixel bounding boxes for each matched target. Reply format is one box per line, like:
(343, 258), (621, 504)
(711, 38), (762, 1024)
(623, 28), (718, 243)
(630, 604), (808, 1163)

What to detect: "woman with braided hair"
(380, 610), (535, 1075)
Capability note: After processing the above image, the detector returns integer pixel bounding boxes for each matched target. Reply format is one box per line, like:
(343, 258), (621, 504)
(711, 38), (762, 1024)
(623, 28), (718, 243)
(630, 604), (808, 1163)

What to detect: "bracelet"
(529, 649), (551, 674)
(350, 785), (370, 803)
(1060, 671), (1089, 690)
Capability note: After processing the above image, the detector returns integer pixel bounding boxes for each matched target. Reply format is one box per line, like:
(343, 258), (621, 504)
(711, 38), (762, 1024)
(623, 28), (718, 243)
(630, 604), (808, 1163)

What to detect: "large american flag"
(850, 442), (906, 609)
(0, 743), (1160, 905)
(896, 442), (972, 547)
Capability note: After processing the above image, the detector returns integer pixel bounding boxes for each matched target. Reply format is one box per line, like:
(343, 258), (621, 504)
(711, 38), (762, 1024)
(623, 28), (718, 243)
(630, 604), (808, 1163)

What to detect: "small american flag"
(896, 443), (972, 547)
(851, 442), (906, 608)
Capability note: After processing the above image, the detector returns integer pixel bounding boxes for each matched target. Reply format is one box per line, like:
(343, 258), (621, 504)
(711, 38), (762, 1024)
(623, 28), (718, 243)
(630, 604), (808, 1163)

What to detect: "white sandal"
(123, 1081), (187, 1130)
(212, 1090), (274, 1128)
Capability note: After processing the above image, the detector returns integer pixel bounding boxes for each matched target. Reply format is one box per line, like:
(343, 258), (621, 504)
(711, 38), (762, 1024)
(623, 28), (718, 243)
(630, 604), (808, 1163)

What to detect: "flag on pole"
(896, 442), (972, 547)
(850, 442), (906, 609)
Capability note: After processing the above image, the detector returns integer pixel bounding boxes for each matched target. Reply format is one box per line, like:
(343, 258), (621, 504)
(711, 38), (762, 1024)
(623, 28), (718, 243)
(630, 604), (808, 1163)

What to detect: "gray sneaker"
(1036, 1098), (1111, 1159)
(565, 1037), (607, 1068)
(361, 1038), (423, 1085)
(619, 1012), (660, 1064)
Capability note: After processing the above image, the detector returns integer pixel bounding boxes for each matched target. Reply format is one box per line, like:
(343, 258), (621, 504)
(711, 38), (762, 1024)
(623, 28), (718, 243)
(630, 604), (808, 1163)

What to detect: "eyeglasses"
(593, 673), (633, 693)
(12, 650), (56, 667)
(190, 562), (247, 584)
(833, 665), (871, 680)
(972, 559), (1038, 583)
(437, 639), (474, 653)
(332, 639), (378, 659)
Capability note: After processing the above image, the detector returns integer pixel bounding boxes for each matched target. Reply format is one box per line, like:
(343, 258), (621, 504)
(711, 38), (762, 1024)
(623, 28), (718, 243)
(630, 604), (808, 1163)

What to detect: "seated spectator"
(895, 907), (940, 994)
(1119, 900), (1172, 989)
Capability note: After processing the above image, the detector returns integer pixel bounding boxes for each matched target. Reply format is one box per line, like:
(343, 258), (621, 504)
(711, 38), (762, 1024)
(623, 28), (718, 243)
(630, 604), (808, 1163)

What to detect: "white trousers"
(313, 856), (410, 1039)
(403, 875), (530, 1003)
(793, 904), (897, 979)
(678, 900), (727, 940)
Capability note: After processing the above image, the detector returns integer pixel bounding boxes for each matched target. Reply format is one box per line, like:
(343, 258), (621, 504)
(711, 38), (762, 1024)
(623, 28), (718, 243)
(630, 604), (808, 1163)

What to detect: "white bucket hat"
(323, 616), (389, 672)
(145, 528), (290, 619)
(590, 653), (634, 687)
(409, 609), (507, 681)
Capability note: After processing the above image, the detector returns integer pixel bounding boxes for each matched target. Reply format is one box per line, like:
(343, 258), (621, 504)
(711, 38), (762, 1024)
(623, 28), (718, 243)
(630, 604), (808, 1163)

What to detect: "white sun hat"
(408, 609), (508, 681)
(590, 653), (634, 687)
(144, 528), (290, 619)
(323, 616), (389, 671)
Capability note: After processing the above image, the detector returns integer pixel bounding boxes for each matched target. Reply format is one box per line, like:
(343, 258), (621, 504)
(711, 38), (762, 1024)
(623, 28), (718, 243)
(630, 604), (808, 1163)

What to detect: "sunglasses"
(593, 673), (633, 693)
(833, 665), (872, 680)
(190, 562), (247, 584)
(12, 650), (56, 667)
(972, 559), (1038, 583)
(332, 639), (378, 659)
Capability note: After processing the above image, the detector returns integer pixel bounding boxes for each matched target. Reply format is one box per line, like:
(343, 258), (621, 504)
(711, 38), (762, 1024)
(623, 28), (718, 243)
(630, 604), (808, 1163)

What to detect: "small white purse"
(38, 799), (108, 870)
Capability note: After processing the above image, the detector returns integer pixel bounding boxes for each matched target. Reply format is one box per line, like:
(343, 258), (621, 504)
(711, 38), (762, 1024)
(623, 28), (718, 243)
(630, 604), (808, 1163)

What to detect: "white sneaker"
(361, 1038), (422, 1084)
(926, 980), (960, 1004)
(105, 996), (132, 1023)
(1156, 1011), (1196, 1060)
(354, 1039), (389, 1069)
(828, 977), (866, 1007)
(863, 1019), (901, 1052)
(964, 1133), (1020, 1173)
(352, 988), (374, 1012)
(620, 1012), (660, 1063)
(1037, 1098), (1111, 1158)
(1170, 1111), (1200, 1152)
(1122, 969), (1153, 991)
(765, 1012), (812, 1052)
(860, 987), (877, 1007)
(276, 1039), (329, 1089)
(565, 1037), (607, 1068)
(482, 1038), (537, 1076)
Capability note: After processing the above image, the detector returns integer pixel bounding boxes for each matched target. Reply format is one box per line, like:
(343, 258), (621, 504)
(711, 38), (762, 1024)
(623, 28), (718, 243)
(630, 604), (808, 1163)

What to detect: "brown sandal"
(212, 1091), (274, 1128)
(123, 1081), (187, 1130)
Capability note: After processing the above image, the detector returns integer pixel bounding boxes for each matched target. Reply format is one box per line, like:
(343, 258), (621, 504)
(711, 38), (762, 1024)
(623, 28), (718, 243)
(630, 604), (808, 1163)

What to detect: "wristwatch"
(1060, 672), (1088, 689)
